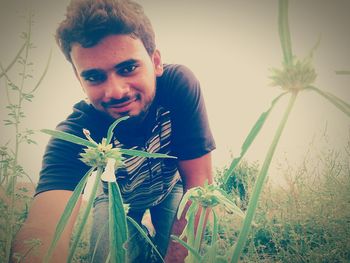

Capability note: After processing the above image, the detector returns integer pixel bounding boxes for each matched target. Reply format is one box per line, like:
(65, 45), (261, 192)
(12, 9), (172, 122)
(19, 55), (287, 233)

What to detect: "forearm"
(165, 153), (213, 262)
(165, 202), (189, 263)
(11, 190), (81, 263)
(11, 224), (70, 263)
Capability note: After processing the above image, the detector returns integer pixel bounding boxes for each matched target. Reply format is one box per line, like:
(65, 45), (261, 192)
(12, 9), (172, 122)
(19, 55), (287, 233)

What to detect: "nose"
(103, 73), (129, 100)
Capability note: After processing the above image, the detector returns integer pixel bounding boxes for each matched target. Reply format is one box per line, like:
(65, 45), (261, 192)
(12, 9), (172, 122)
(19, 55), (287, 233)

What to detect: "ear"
(152, 49), (163, 76)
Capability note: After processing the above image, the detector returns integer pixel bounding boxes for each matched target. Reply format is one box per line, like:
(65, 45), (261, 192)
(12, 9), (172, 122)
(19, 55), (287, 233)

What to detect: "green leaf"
(335, 70), (350, 75)
(119, 148), (177, 159)
(67, 167), (103, 263)
(182, 202), (198, 246)
(177, 188), (198, 220)
(106, 116), (130, 144)
(127, 216), (164, 262)
(206, 210), (219, 263)
(307, 86), (350, 117)
(279, 0), (293, 65)
(230, 92), (298, 263)
(211, 210), (219, 246)
(171, 235), (202, 261)
(223, 92), (287, 184)
(41, 129), (97, 148)
(193, 207), (207, 253)
(214, 189), (245, 217)
(109, 182), (128, 263)
(44, 167), (94, 263)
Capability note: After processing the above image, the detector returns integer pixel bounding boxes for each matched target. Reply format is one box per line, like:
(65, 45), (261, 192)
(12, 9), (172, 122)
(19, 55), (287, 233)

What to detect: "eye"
(118, 64), (138, 75)
(83, 72), (107, 85)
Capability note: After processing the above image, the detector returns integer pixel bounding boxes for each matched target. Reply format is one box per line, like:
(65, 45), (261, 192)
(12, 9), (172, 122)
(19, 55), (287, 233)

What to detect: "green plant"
(0, 13), (51, 263)
(170, 0), (349, 262)
(171, 181), (245, 263)
(41, 116), (176, 263)
(215, 160), (259, 210)
(220, 1), (350, 261)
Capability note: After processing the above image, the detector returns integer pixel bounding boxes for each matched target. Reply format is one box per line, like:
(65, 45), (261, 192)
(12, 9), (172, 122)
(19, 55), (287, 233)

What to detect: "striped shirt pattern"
(109, 106), (180, 209)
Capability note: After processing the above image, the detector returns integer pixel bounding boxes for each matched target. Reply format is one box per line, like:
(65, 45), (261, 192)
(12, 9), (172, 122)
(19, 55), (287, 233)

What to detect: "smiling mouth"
(105, 97), (138, 113)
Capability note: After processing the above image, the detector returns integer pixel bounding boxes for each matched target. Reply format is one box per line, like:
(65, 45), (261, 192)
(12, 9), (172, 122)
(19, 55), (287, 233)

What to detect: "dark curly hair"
(56, 0), (156, 62)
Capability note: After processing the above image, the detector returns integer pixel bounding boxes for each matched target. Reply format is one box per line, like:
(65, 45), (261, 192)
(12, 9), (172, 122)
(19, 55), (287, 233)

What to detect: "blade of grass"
(193, 207), (207, 257)
(170, 235), (202, 261)
(306, 86), (350, 117)
(127, 216), (164, 262)
(41, 129), (97, 148)
(177, 188), (197, 220)
(335, 70), (350, 75)
(109, 182), (128, 263)
(224, 92), (287, 184)
(230, 92), (298, 263)
(106, 116), (130, 144)
(179, 201), (198, 243)
(206, 210), (219, 263)
(181, 202), (198, 263)
(279, 0), (293, 65)
(119, 148), (177, 159)
(43, 167), (94, 263)
(67, 167), (103, 263)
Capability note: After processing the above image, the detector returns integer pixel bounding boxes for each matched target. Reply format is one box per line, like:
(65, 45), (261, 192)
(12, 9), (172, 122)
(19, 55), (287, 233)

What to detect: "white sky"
(1, 0), (349, 186)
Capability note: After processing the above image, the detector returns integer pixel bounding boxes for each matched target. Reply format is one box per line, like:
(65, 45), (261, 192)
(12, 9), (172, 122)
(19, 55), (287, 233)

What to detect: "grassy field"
(2, 138), (349, 262)
(210, 142), (350, 262)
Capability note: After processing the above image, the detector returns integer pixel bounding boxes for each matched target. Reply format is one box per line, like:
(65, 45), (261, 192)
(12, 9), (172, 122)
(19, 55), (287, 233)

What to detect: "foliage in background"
(0, 13), (51, 263)
(219, 0), (350, 261)
(1, 1), (349, 262)
(209, 136), (350, 262)
(67, 138), (350, 263)
(215, 160), (259, 210)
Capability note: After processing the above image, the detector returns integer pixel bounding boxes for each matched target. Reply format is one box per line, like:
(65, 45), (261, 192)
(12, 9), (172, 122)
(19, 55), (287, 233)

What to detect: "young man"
(12, 0), (215, 262)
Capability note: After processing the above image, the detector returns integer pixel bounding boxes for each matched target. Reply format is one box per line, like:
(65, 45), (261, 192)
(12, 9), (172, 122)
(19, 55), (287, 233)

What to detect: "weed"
(0, 13), (51, 263)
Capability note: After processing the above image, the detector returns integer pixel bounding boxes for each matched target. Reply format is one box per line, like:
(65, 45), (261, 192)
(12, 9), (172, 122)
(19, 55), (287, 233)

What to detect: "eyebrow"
(114, 59), (139, 70)
(80, 69), (104, 78)
(80, 59), (139, 78)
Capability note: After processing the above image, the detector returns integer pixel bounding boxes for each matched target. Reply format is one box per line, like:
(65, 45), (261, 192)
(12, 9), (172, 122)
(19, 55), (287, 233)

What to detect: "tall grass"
(1, 1), (349, 262)
(222, 0), (349, 261)
(210, 134), (350, 262)
(0, 13), (51, 263)
(172, 0), (349, 262)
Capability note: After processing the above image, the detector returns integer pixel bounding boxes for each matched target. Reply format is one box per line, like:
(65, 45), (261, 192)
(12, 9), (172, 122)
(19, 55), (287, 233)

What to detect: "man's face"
(71, 34), (163, 120)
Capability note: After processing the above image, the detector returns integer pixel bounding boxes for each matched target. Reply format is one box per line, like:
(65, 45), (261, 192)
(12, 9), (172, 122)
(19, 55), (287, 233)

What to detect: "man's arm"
(165, 152), (213, 263)
(11, 190), (82, 263)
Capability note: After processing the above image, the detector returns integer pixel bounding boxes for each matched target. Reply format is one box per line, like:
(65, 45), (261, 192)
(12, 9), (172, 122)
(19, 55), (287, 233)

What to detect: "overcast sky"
(1, 0), (349, 186)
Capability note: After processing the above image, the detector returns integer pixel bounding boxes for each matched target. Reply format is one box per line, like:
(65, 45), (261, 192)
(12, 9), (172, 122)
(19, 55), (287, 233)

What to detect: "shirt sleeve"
(159, 64), (216, 160)
(35, 101), (106, 195)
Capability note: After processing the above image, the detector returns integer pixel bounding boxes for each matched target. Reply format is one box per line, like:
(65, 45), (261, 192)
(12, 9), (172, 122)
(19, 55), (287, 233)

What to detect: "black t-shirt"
(36, 64), (215, 209)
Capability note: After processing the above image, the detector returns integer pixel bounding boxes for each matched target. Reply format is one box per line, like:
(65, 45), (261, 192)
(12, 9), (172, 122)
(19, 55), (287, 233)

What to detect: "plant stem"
(193, 207), (207, 260)
(0, 42), (26, 79)
(307, 86), (350, 117)
(230, 91), (298, 263)
(67, 167), (103, 263)
(4, 15), (32, 263)
(279, 0), (293, 65)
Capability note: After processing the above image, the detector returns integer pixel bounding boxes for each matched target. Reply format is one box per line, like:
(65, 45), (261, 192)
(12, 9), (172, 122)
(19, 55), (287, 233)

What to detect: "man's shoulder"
(157, 64), (200, 103)
(56, 100), (110, 138)
(161, 64), (198, 85)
